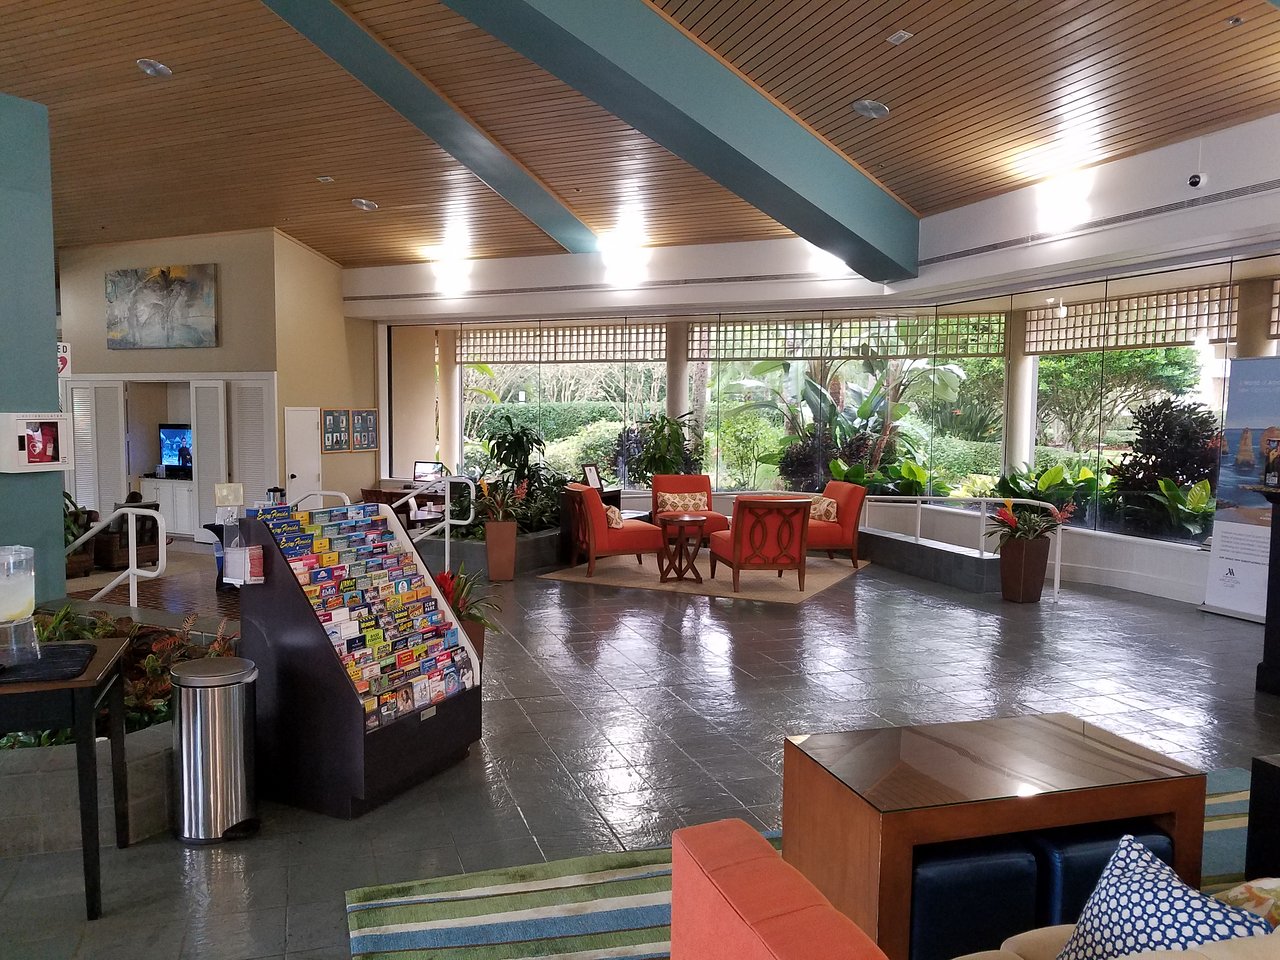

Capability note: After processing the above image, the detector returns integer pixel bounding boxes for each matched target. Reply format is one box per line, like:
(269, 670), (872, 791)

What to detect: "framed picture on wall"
(351, 409), (378, 451)
(582, 464), (602, 489)
(322, 409), (351, 453)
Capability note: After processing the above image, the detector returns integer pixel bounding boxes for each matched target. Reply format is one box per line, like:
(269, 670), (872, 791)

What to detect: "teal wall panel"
(442, 0), (919, 281)
(0, 94), (66, 603)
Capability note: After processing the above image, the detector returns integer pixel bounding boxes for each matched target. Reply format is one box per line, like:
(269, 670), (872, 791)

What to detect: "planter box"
(0, 721), (173, 857)
(859, 528), (1003, 593)
(414, 527), (562, 579)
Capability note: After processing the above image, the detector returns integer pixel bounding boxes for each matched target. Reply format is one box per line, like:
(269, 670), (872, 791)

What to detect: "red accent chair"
(566, 483), (663, 577)
(650, 474), (729, 536)
(708, 497), (810, 592)
(672, 818), (888, 960)
(805, 481), (867, 565)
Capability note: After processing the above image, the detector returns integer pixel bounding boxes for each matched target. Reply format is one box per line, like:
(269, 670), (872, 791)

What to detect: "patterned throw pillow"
(1056, 835), (1270, 960)
(656, 491), (708, 513)
(809, 495), (839, 522)
(1216, 878), (1280, 928)
(603, 505), (624, 529)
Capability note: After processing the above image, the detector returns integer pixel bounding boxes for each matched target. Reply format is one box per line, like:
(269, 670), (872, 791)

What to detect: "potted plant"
(478, 477), (524, 581)
(617, 412), (702, 487)
(986, 499), (1074, 602)
(63, 491), (97, 579)
(433, 564), (501, 660)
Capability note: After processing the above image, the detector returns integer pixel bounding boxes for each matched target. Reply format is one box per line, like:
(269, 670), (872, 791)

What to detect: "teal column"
(0, 94), (65, 602)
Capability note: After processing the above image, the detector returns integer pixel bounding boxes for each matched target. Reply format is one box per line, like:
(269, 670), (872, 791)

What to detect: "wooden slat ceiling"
(0, 0), (789, 266)
(5, 0), (1280, 266)
(652, 0), (1280, 213)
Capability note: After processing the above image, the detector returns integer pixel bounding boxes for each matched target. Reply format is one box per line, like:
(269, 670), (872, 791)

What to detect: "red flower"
(995, 506), (1018, 528)
(433, 570), (456, 606)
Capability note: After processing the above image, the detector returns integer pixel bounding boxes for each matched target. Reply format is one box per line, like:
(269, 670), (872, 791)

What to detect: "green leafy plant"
(476, 476), (524, 523)
(63, 491), (92, 548)
(1149, 478), (1216, 538)
(1109, 398), (1221, 492)
(718, 412), (783, 489)
(617, 412), (701, 487)
(433, 563), (502, 631)
(986, 500), (1076, 545)
(995, 464), (1109, 514)
(483, 414), (545, 484)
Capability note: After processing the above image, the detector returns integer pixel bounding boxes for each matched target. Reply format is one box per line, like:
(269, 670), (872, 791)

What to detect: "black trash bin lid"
(171, 657), (257, 687)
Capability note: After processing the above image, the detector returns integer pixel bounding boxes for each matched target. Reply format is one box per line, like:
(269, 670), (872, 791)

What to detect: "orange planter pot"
(999, 537), (1051, 602)
(485, 520), (517, 582)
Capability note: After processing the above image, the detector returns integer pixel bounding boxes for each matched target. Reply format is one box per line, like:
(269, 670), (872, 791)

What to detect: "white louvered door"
(190, 380), (228, 537)
(66, 380), (126, 513)
(227, 380), (276, 507)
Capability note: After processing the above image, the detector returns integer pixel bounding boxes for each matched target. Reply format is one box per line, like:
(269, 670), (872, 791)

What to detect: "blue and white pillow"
(1056, 835), (1270, 960)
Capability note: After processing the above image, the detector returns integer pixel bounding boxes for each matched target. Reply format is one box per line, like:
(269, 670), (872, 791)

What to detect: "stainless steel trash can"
(172, 657), (259, 843)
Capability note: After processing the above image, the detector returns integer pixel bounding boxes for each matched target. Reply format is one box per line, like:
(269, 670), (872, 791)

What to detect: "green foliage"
(718, 413), (784, 489)
(923, 437), (1002, 480)
(1149, 478), (1216, 538)
(1108, 398), (1220, 492)
(617, 413), (701, 487)
(483, 415), (545, 484)
(544, 420), (624, 484)
(1033, 446), (1091, 473)
(1035, 348), (1200, 452)
(995, 463), (1108, 511)
(63, 491), (92, 548)
(829, 457), (951, 497)
(471, 402), (622, 443)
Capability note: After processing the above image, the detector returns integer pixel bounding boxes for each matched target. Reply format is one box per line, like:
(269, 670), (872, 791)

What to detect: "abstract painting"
(105, 263), (218, 349)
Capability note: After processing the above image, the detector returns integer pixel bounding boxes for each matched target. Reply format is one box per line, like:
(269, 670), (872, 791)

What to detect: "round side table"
(658, 513), (707, 583)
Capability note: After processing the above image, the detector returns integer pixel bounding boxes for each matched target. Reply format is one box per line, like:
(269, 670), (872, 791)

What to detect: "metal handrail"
(862, 495), (1065, 600)
(65, 506), (168, 608)
(293, 489), (352, 508)
(408, 476), (477, 571)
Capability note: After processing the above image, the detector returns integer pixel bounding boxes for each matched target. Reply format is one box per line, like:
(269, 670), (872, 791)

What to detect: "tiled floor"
(5, 565), (1280, 959)
(69, 547), (240, 621)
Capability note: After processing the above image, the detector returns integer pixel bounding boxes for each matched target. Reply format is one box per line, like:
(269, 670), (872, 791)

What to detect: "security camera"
(1188, 173), (1204, 188)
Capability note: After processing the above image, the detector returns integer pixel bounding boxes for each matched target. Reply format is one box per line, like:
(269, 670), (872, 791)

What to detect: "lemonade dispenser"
(0, 545), (39, 666)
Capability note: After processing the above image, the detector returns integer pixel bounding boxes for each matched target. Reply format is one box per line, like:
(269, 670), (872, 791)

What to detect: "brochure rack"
(239, 503), (481, 818)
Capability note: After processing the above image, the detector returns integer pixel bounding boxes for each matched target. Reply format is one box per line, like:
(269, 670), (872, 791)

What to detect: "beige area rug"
(539, 551), (867, 604)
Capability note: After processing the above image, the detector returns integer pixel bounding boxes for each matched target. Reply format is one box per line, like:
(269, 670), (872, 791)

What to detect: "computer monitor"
(412, 460), (445, 483)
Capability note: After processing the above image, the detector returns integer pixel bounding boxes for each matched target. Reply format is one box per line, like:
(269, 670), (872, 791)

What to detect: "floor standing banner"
(1204, 356), (1280, 620)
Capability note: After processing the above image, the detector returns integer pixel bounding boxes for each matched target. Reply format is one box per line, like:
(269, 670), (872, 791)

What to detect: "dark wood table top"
(0, 635), (130, 696)
(659, 513), (708, 526)
(788, 713), (1200, 813)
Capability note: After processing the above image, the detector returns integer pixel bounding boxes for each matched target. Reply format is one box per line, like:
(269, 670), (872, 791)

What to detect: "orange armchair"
(805, 481), (867, 564)
(651, 474), (729, 536)
(708, 497), (810, 592)
(566, 483), (664, 577)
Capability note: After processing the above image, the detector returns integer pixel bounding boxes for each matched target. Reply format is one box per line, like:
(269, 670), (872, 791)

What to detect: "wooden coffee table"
(658, 513), (707, 583)
(782, 713), (1205, 960)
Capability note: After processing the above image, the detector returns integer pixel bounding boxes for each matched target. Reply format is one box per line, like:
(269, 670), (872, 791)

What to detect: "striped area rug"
(347, 770), (1251, 959)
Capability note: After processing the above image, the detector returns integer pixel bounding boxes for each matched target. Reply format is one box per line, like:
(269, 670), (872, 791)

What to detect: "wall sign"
(1204, 356), (1280, 620)
(57, 341), (70, 376)
(321, 408), (351, 453)
(351, 409), (378, 451)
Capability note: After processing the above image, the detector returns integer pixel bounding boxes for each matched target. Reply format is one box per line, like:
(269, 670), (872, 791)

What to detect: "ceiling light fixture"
(351, 198), (378, 212)
(1226, 15), (1244, 26)
(421, 219), (473, 297)
(315, 176), (335, 184)
(598, 203), (651, 288)
(136, 58), (173, 79)
(887, 30), (914, 45)
(851, 99), (890, 120)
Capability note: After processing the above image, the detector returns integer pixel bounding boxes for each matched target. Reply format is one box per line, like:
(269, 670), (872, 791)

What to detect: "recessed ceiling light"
(1226, 15), (1244, 26)
(887, 30), (914, 45)
(136, 58), (173, 79)
(316, 176), (335, 184)
(851, 99), (890, 120)
(351, 198), (379, 212)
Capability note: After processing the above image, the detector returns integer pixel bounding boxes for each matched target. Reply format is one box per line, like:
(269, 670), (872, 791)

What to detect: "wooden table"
(782, 713), (1204, 960)
(658, 514), (707, 583)
(0, 636), (131, 919)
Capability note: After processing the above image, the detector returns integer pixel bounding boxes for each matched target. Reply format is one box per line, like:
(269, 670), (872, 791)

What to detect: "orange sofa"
(651, 474), (730, 535)
(566, 482), (663, 576)
(672, 818), (888, 960)
(806, 480), (868, 564)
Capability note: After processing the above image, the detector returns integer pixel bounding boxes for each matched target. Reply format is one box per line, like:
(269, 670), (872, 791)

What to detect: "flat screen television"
(160, 423), (193, 467)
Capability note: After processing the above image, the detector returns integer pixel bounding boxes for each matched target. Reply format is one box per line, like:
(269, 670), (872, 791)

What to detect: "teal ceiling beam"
(259, 0), (597, 254)
(441, 0), (918, 281)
